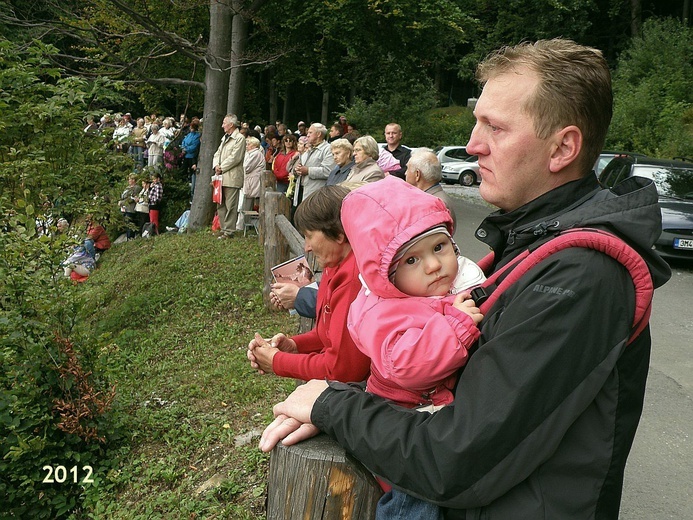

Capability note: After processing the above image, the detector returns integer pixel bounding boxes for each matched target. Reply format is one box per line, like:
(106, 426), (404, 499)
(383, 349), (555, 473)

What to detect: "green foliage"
(344, 84), (475, 147)
(68, 232), (297, 518)
(0, 199), (121, 518)
(607, 17), (693, 158)
(0, 39), (127, 228)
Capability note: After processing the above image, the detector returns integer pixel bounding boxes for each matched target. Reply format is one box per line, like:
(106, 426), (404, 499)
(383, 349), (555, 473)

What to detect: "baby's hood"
(341, 176), (453, 299)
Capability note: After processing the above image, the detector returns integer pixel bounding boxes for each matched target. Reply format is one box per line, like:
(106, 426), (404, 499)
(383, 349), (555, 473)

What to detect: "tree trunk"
(630, 0), (642, 36)
(227, 1), (248, 115)
(282, 89), (289, 126)
(188, 0), (233, 231)
(269, 69), (278, 125)
(321, 89), (329, 125)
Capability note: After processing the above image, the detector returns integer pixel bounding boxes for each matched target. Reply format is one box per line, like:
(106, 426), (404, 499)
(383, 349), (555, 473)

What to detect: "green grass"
(71, 231), (298, 519)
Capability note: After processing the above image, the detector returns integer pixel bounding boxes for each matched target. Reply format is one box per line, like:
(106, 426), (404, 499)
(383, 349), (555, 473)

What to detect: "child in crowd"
(341, 176), (486, 520)
(147, 172), (163, 234)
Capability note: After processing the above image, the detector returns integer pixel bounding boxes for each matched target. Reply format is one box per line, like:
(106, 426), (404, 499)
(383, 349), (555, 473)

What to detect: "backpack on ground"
(141, 222), (157, 238)
(470, 228), (654, 345)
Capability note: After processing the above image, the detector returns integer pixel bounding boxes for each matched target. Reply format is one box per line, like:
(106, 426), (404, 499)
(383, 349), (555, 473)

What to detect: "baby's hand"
(452, 292), (483, 325)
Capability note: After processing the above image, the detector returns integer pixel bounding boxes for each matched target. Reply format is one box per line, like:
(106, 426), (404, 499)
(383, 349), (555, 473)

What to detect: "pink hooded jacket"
(342, 176), (480, 408)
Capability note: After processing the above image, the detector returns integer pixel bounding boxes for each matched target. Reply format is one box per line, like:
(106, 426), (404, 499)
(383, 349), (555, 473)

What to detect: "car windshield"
(633, 165), (693, 200)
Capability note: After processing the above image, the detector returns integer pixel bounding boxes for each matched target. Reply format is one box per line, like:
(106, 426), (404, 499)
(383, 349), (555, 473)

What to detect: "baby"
(342, 176), (486, 519)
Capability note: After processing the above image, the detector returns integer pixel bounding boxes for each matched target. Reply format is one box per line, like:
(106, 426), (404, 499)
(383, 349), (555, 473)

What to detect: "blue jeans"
(83, 238), (96, 259)
(376, 489), (442, 520)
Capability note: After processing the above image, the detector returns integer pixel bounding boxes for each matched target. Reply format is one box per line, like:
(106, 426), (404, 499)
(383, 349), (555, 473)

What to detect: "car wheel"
(459, 171), (476, 187)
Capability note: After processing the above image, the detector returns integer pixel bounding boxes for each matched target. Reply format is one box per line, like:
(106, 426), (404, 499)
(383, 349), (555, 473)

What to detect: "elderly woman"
(146, 124), (165, 170)
(346, 135), (385, 183)
(247, 185), (370, 383)
(243, 136), (265, 212)
(326, 139), (355, 185)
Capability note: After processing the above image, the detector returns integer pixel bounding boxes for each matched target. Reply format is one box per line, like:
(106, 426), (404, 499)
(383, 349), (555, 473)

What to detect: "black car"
(598, 155), (693, 261)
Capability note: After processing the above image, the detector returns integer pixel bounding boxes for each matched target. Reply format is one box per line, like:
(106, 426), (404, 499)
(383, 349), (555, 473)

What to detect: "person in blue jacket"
(181, 119), (201, 199)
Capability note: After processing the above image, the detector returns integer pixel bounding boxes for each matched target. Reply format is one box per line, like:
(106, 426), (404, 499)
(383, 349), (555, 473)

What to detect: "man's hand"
(270, 283), (300, 310)
(259, 379), (329, 452)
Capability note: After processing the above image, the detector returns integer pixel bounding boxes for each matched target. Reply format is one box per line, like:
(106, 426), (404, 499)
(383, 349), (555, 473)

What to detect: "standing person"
(292, 123), (336, 209)
(405, 149), (457, 232)
(242, 136), (265, 212)
(260, 39), (672, 519)
(146, 124), (165, 171)
(118, 173), (140, 240)
(147, 172), (163, 234)
(273, 133), (299, 194)
(327, 123), (342, 143)
(212, 114), (246, 239)
(342, 176), (485, 519)
(246, 185), (370, 383)
(382, 123), (411, 179)
(135, 178), (151, 232)
(130, 118), (147, 172)
(180, 120), (201, 199)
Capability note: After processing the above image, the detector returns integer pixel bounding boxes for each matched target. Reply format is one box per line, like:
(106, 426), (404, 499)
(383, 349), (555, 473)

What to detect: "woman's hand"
(247, 333), (297, 375)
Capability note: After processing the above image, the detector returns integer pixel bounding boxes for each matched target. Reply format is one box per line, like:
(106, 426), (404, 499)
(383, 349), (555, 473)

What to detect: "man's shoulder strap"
(472, 228), (654, 345)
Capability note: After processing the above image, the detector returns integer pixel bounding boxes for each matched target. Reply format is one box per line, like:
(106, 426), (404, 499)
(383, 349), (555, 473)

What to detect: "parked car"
(434, 145), (473, 166)
(593, 150), (646, 176)
(441, 156), (480, 186)
(598, 155), (693, 261)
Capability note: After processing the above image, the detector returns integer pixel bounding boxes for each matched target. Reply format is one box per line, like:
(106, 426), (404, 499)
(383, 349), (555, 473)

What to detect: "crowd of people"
(248, 38), (671, 520)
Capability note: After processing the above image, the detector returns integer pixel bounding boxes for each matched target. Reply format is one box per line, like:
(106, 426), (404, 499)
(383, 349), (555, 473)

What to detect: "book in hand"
(271, 255), (315, 288)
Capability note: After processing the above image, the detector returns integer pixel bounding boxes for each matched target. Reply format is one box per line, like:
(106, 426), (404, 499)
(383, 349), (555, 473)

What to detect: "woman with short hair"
(346, 135), (385, 184)
(243, 136), (265, 212)
(273, 133), (299, 194)
(246, 185), (370, 383)
(326, 139), (355, 185)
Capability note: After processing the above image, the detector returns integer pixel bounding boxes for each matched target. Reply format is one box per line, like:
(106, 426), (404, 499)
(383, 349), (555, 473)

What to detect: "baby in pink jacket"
(342, 175), (486, 519)
(343, 176), (485, 410)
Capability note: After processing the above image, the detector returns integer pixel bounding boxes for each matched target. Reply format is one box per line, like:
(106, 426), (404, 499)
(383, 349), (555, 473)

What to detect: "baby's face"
(393, 234), (457, 297)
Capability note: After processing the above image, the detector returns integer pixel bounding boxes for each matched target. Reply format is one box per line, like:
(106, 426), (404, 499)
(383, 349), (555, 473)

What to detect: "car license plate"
(673, 238), (693, 250)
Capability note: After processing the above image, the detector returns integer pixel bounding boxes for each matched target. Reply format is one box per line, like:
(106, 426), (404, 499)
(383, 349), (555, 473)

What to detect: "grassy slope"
(74, 232), (297, 519)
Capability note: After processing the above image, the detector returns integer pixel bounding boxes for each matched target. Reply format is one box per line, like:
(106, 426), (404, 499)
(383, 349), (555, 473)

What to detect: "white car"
(434, 145), (473, 165)
(441, 156), (480, 186)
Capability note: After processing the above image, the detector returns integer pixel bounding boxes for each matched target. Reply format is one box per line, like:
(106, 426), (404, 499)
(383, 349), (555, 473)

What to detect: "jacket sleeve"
(354, 300), (478, 390)
(273, 261), (370, 383)
(294, 286), (318, 319)
(312, 249), (636, 508)
(307, 146), (336, 181)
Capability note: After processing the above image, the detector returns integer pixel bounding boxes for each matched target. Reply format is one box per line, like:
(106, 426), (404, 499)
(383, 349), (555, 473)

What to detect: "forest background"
(1, 0), (692, 518)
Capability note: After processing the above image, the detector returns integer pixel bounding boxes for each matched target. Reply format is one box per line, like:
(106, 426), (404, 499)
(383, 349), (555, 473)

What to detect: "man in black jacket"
(259, 39), (671, 519)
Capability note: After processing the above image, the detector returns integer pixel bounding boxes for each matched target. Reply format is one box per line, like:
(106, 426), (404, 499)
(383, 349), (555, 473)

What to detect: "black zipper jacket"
(312, 174), (671, 519)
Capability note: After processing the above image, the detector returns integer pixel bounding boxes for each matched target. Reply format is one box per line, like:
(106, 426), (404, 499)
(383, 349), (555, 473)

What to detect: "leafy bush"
(343, 81), (475, 148)
(0, 206), (121, 519)
(608, 17), (693, 159)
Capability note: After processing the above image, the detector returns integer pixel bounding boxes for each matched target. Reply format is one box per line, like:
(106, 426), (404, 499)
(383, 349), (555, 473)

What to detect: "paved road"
(445, 185), (693, 519)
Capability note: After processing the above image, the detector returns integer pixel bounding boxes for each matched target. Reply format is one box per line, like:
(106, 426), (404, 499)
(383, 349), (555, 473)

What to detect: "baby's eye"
(434, 243), (444, 252)
(405, 256), (417, 265)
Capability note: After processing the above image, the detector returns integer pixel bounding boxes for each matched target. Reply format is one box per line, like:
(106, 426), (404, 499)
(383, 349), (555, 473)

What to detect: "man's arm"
(310, 250), (636, 508)
(307, 145), (336, 180)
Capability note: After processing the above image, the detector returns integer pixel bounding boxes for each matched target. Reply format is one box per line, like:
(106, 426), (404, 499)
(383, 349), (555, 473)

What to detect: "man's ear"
(549, 125), (582, 173)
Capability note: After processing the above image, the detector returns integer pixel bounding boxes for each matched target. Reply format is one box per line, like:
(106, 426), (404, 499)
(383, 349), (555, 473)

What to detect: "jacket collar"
(475, 175), (601, 263)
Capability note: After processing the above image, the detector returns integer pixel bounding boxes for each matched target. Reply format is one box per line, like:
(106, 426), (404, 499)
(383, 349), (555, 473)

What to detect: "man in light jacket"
(213, 114), (246, 238)
(293, 123), (336, 207)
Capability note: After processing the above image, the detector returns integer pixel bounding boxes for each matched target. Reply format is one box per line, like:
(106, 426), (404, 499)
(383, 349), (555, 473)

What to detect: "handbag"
(135, 201), (149, 213)
(212, 174), (223, 204)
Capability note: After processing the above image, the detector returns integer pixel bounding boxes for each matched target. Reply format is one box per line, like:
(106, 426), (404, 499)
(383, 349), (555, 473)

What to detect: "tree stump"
(267, 434), (382, 520)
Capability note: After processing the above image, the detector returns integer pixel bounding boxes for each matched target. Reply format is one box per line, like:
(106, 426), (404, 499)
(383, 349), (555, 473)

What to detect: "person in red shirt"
(84, 214), (111, 259)
(246, 185), (369, 383)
